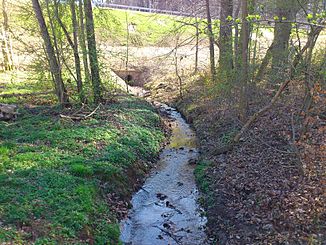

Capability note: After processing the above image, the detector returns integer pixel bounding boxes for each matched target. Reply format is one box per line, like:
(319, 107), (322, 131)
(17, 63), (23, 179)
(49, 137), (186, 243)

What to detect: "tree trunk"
(32, 0), (68, 104)
(1, 0), (13, 71)
(84, 0), (102, 103)
(255, 43), (273, 82)
(234, 1), (241, 70)
(70, 0), (84, 102)
(194, 17), (199, 73)
(219, 0), (233, 78)
(205, 0), (216, 82)
(239, 0), (250, 121)
(78, 0), (91, 87)
(54, 1), (84, 102)
(270, 0), (299, 82)
(45, 0), (62, 81)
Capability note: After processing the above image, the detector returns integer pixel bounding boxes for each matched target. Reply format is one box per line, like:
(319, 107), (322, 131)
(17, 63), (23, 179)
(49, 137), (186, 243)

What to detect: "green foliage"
(194, 160), (211, 193)
(70, 164), (94, 177)
(0, 97), (164, 244)
(194, 160), (214, 208)
(220, 129), (237, 145)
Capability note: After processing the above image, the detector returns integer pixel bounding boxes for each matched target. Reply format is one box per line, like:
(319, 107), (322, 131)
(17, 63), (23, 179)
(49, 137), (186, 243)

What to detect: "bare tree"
(1, 0), (14, 70)
(219, 0), (233, 78)
(239, 0), (250, 121)
(270, 0), (300, 82)
(70, 0), (84, 102)
(84, 0), (102, 103)
(78, 0), (91, 86)
(205, 0), (216, 81)
(32, 0), (68, 104)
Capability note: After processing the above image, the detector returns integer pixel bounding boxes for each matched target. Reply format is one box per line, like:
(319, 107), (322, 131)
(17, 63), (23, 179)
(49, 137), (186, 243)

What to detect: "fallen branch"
(84, 103), (102, 119)
(153, 225), (182, 245)
(214, 80), (291, 155)
(60, 103), (102, 120)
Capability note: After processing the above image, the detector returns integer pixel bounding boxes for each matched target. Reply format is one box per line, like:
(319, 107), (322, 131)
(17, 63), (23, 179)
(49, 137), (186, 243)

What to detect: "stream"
(120, 100), (207, 245)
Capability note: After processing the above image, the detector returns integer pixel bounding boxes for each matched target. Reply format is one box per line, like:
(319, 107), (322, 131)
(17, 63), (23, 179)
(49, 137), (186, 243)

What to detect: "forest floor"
(176, 80), (325, 244)
(0, 94), (166, 244)
(144, 75), (325, 244)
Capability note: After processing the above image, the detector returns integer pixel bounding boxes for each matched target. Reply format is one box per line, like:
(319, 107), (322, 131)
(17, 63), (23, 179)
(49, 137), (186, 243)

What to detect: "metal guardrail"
(96, 3), (190, 17)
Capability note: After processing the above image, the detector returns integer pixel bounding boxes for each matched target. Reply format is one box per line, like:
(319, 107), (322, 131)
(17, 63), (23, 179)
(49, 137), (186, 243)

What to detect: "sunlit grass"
(0, 97), (164, 244)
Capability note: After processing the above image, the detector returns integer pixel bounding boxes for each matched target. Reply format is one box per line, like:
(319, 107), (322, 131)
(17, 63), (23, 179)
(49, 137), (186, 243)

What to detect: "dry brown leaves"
(182, 81), (325, 244)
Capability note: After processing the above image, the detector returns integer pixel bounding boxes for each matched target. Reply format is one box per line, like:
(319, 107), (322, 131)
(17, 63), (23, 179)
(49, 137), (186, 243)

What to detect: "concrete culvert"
(113, 68), (149, 87)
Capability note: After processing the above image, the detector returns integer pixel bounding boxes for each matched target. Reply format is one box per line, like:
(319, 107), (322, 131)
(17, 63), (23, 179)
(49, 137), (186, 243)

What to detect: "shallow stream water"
(120, 102), (207, 245)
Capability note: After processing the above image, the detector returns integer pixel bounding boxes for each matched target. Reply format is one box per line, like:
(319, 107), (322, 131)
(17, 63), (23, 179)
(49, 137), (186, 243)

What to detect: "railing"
(95, 3), (190, 17)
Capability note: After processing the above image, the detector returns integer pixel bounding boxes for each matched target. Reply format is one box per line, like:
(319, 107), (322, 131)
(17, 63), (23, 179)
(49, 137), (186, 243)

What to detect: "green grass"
(0, 97), (164, 244)
(0, 71), (55, 105)
(94, 8), (197, 46)
(194, 160), (215, 209)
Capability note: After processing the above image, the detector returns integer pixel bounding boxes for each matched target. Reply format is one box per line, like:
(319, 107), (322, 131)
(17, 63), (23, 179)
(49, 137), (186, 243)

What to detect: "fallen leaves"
(179, 81), (326, 244)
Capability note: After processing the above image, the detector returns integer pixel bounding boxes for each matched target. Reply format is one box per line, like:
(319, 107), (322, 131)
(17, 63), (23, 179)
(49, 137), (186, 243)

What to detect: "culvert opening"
(125, 74), (133, 83)
(113, 68), (148, 87)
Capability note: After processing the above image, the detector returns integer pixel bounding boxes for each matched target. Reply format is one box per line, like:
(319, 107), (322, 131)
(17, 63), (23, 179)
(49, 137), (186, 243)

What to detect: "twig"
(84, 103), (102, 119)
(291, 112), (296, 143)
(153, 225), (182, 245)
(60, 103), (102, 120)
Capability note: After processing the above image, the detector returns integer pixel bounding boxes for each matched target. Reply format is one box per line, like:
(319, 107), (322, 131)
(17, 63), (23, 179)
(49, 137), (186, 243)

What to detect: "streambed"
(120, 102), (207, 245)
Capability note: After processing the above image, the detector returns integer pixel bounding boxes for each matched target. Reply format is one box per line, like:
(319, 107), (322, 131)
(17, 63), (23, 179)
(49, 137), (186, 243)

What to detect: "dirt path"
(120, 102), (207, 245)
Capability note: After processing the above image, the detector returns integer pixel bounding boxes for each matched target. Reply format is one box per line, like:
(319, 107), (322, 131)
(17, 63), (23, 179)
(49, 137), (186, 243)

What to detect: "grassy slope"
(0, 97), (164, 244)
(94, 8), (196, 46)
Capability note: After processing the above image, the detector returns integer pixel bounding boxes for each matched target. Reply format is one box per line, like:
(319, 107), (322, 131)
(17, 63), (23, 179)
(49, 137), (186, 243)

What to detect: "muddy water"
(120, 103), (207, 245)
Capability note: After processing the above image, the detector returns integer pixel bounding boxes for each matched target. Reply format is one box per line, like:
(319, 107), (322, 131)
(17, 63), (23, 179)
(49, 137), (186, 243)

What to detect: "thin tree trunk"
(78, 0), (91, 86)
(125, 11), (129, 93)
(239, 0), (249, 121)
(194, 17), (199, 73)
(205, 0), (216, 82)
(84, 0), (102, 103)
(290, 26), (323, 78)
(54, 1), (84, 101)
(70, 0), (84, 102)
(1, 0), (13, 70)
(32, 0), (68, 104)
(255, 43), (273, 82)
(45, 0), (62, 78)
(175, 42), (183, 99)
(219, 0), (233, 78)
(234, 1), (241, 70)
(251, 22), (260, 81)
